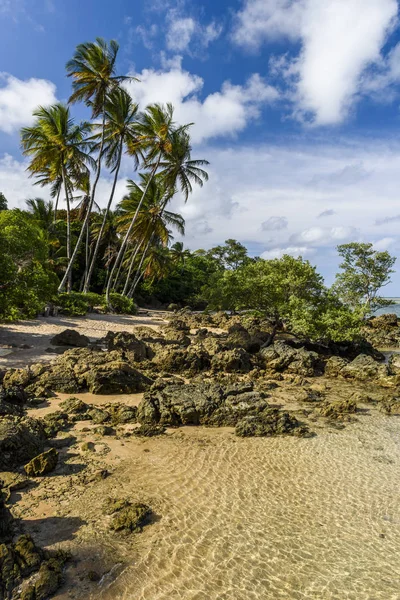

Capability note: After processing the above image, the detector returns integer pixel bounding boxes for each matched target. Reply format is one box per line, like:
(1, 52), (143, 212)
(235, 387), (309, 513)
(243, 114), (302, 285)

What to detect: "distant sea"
(374, 298), (400, 317)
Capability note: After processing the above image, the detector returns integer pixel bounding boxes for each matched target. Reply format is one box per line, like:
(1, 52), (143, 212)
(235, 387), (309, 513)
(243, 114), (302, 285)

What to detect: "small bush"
(57, 292), (89, 316)
(107, 293), (137, 315)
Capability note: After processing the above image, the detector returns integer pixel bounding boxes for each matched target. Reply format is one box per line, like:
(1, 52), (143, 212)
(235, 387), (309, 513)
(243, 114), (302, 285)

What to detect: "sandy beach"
(2, 314), (400, 599)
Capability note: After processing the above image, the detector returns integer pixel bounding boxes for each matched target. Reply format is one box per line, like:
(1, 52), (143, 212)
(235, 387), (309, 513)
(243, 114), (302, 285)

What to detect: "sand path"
(0, 310), (168, 368)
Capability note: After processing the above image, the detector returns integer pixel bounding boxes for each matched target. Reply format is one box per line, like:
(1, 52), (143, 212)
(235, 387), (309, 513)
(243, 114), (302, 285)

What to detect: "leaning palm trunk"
(84, 139), (123, 292)
(58, 110), (107, 293)
(61, 166), (72, 293)
(121, 237), (146, 296)
(128, 236), (153, 297)
(105, 154), (161, 306)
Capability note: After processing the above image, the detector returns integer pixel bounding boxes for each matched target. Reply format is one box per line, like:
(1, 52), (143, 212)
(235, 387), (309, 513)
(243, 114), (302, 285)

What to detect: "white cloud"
(124, 66), (279, 143)
(166, 17), (196, 52)
(233, 0), (398, 125)
(165, 11), (222, 54)
(373, 237), (396, 251)
(5, 135), (400, 291)
(0, 73), (57, 134)
(260, 246), (316, 259)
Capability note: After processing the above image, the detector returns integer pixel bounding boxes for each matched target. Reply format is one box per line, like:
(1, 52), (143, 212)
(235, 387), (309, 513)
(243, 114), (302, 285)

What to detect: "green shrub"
(108, 293), (137, 315)
(57, 292), (89, 316)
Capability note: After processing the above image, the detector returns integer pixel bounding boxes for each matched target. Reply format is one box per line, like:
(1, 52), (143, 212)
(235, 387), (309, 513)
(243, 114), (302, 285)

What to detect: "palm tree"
(105, 103), (182, 305)
(116, 176), (185, 295)
(170, 241), (191, 266)
(83, 87), (140, 292)
(21, 103), (93, 291)
(25, 197), (54, 231)
(128, 129), (209, 296)
(58, 37), (135, 292)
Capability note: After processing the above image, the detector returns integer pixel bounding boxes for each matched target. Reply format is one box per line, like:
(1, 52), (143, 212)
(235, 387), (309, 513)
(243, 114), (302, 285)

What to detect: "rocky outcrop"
(50, 329), (89, 347)
(151, 345), (210, 374)
(103, 331), (149, 361)
(24, 448), (59, 477)
(260, 341), (321, 377)
(363, 313), (400, 348)
(137, 381), (310, 437)
(3, 349), (153, 396)
(326, 354), (389, 382)
(235, 409), (310, 437)
(0, 533), (68, 600)
(211, 348), (253, 373)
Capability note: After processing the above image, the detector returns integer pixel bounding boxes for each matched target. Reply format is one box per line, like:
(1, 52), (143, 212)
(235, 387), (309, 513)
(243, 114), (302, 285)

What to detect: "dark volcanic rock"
(260, 341), (321, 377)
(0, 417), (46, 469)
(137, 381), (310, 437)
(211, 348), (253, 373)
(235, 408), (309, 437)
(151, 346), (210, 374)
(50, 329), (90, 347)
(103, 331), (149, 361)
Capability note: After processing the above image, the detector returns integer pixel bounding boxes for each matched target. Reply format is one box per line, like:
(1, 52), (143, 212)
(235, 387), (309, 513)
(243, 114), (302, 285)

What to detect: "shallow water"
(90, 415), (400, 600)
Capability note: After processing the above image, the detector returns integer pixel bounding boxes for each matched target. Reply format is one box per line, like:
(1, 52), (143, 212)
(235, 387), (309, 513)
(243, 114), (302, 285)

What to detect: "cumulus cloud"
(373, 237), (396, 250)
(165, 12), (222, 54)
(124, 65), (279, 143)
(232, 0), (398, 125)
(0, 73), (57, 133)
(261, 246), (316, 259)
(261, 216), (288, 231)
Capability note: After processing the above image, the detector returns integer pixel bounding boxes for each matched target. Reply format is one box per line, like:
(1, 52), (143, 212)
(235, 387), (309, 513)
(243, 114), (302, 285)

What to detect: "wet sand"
(6, 393), (400, 600)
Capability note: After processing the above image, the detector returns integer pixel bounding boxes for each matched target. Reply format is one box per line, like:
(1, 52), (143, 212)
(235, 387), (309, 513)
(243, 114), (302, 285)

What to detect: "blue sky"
(2, 0), (400, 293)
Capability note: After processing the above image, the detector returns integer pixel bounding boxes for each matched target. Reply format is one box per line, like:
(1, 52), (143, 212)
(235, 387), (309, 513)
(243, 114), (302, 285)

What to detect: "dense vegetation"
(0, 37), (397, 345)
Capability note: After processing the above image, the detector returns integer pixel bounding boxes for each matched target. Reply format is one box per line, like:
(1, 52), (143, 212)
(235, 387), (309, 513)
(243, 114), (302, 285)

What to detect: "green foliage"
(206, 239), (249, 270)
(0, 210), (58, 321)
(57, 291), (136, 316)
(108, 293), (137, 315)
(205, 254), (362, 343)
(0, 192), (7, 211)
(334, 242), (396, 314)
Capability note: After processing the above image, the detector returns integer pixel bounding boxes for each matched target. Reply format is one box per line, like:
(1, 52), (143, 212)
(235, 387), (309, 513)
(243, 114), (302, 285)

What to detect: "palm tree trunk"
(122, 237), (145, 296)
(61, 166), (72, 293)
(53, 187), (61, 226)
(105, 153), (161, 306)
(129, 236), (152, 297)
(58, 108), (107, 293)
(83, 138), (123, 293)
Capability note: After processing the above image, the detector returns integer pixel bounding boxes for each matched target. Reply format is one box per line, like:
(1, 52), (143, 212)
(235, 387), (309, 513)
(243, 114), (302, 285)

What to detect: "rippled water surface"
(94, 417), (400, 600)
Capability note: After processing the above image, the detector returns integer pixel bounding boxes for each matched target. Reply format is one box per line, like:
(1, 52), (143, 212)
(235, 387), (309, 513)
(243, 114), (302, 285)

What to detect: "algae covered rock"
(235, 408), (309, 438)
(260, 341), (321, 377)
(24, 448), (59, 477)
(211, 348), (253, 373)
(0, 481), (13, 543)
(151, 346), (210, 374)
(0, 417), (46, 469)
(133, 424), (165, 437)
(50, 328), (90, 347)
(109, 501), (152, 534)
(103, 331), (149, 361)
(341, 354), (388, 381)
(318, 399), (358, 418)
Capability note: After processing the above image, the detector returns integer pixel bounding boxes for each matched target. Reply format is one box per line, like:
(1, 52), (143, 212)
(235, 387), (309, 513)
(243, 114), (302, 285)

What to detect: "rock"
(17, 349), (153, 396)
(226, 323), (262, 353)
(235, 408), (310, 437)
(369, 313), (398, 329)
(0, 534), (69, 600)
(324, 357), (349, 377)
(133, 424), (165, 437)
(379, 396), (400, 415)
(50, 329), (89, 347)
(86, 408), (109, 424)
(260, 341), (321, 377)
(151, 346), (210, 374)
(105, 404), (137, 425)
(81, 442), (95, 452)
(318, 399), (358, 418)
(108, 501), (152, 533)
(388, 353), (400, 376)
(24, 448), (59, 477)
(0, 481), (13, 543)
(0, 417), (46, 469)
(40, 411), (70, 438)
(341, 354), (389, 381)
(165, 318), (190, 332)
(59, 397), (89, 416)
(103, 331), (149, 361)
(211, 348), (253, 373)
(93, 425), (115, 436)
(163, 329), (191, 346)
